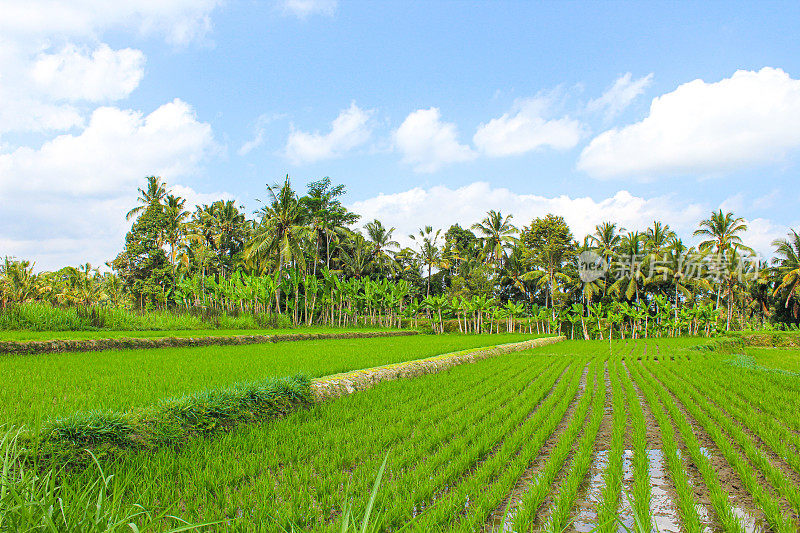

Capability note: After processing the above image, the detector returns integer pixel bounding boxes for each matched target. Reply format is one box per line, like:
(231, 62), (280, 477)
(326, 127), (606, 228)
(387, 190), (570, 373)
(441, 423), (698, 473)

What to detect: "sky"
(2, 0), (800, 270)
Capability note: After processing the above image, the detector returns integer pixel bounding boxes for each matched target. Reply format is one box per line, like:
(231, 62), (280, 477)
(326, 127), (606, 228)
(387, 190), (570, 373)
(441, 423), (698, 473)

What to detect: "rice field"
(1, 333), (534, 428)
(50, 337), (800, 532)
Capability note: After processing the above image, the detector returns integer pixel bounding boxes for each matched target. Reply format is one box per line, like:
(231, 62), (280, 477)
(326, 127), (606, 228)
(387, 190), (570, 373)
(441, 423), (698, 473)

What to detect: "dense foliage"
(2, 174), (799, 334)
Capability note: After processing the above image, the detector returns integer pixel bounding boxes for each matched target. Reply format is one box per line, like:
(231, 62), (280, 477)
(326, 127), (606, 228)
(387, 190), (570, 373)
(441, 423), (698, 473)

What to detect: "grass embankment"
(0, 326), (390, 342)
(2, 333), (536, 428)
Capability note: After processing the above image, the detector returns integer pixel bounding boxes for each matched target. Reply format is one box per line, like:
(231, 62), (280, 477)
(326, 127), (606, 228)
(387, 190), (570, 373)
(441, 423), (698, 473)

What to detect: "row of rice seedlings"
(632, 362), (743, 530)
(378, 361), (571, 525)
(308, 355), (550, 519)
(3, 333), (534, 427)
(387, 361), (557, 472)
(198, 351), (560, 530)
(595, 359), (628, 532)
(545, 360), (607, 530)
(626, 362), (701, 532)
(668, 363), (800, 496)
(510, 361), (600, 529)
(399, 360), (584, 530)
(448, 362), (587, 531)
(619, 359), (652, 529)
(676, 363), (800, 477)
(694, 360), (800, 453)
(654, 365), (799, 530)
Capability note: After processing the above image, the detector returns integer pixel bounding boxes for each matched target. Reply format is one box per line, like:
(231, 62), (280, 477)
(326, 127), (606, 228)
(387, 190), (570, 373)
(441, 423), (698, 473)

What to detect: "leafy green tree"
(112, 203), (173, 308)
(520, 214), (575, 314)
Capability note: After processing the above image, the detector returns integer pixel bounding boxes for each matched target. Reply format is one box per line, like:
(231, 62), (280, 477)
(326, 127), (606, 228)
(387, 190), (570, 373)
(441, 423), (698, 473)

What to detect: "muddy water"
(572, 450), (608, 532)
(648, 449), (681, 533)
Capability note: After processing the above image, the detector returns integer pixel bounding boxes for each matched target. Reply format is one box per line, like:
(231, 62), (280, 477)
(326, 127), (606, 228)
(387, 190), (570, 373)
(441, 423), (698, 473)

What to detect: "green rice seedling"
(595, 360), (628, 532)
(634, 362), (742, 531)
(619, 360), (652, 530)
(0, 428), (206, 532)
(545, 360), (606, 530)
(654, 365), (797, 531)
(511, 362), (599, 529)
(625, 363), (700, 533)
(2, 333), (533, 427)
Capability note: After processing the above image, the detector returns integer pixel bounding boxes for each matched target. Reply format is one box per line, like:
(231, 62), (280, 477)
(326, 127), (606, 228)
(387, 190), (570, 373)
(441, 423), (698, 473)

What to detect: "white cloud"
(578, 67), (800, 179)
(745, 218), (791, 259)
(0, 0), (221, 45)
(394, 108), (477, 172)
(0, 99), (216, 196)
(280, 0), (337, 18)
(285, 102), (373, 164)
(473, 97), (584, 157)
(31, 44), (145, 102)
(587, 72), (653, 121)
(349, 181), (706, 249)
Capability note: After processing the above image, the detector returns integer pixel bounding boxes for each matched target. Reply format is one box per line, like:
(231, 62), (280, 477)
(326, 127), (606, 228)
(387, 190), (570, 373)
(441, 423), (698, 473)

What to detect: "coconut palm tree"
(609, 231), (646, 302)
(247, 176), (310, 312)
(693, 209), (753, 310)
(772, 229), (800, 314)
(125, 176), (168, 221)
(365, 219), (400, 275)
(471, 210), (518, 267)
(163, 194), (190, 276)
(410, 226), (445, 297)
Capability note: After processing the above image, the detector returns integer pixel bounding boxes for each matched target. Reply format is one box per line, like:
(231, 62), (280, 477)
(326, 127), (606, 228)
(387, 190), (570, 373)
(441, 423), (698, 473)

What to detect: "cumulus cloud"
(578, 67), (800, 179)
(349, 181), (708, 249)
(285, 102), (373, 164)
(0, 0), (221, 45)
(280, 0), (338, 18)
(394, 108), (477, 172)
(0, 99), (216, 196)
(586, 72), (653, 121)
(31, 44), (145, 102)
(473, 97), (584, 157)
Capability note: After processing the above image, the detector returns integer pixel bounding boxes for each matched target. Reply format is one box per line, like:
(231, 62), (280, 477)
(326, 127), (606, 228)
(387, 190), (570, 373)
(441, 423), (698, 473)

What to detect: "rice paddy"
(40, 336), (800, 532)
(1, 333), (533, 427)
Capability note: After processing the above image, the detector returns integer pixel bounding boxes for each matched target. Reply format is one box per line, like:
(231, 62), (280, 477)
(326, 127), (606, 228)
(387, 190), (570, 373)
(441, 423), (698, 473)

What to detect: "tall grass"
(0, 302), (293, 332)
(0, 428), (204, 532)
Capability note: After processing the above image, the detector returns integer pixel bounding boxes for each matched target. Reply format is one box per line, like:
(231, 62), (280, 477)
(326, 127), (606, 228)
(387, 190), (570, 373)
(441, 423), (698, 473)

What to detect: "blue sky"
(2, 0), (800, 269)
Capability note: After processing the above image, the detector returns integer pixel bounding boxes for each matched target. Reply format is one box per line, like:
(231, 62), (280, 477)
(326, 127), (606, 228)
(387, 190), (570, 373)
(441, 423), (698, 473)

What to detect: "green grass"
(0, 326), (390, 342)
(18, 335), (798, 531)
(741, 346), (800, 373)
(1, 333), (536, 428)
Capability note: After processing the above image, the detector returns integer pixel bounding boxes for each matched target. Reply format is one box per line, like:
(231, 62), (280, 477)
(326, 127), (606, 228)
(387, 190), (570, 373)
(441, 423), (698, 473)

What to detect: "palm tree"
(589, 221), (624, 296)
(247, 176), (310, 312)
(125, 176), (168, 220)
(410, 226), (444, 297)
(772, 229), (800, 314)
(471, 210), (517, 267)
(694, 209), (753, 311)
(365, 219), (400, 275)
(609, 231), (646, 302)
(693, 210), (753, 254)
(163, 194), (190, 276)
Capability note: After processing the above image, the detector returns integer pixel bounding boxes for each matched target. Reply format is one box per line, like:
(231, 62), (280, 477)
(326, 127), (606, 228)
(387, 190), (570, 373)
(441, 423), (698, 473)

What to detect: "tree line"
(1, 174), (799, 335)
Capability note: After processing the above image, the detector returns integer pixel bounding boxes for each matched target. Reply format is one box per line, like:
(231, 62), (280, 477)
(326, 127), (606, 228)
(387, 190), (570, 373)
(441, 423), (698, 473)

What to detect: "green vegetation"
(3, 176), (800, 340)
(34, 336), (800, 532)
(1, 333), (532, 427)
(0, 326), (388, 342)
